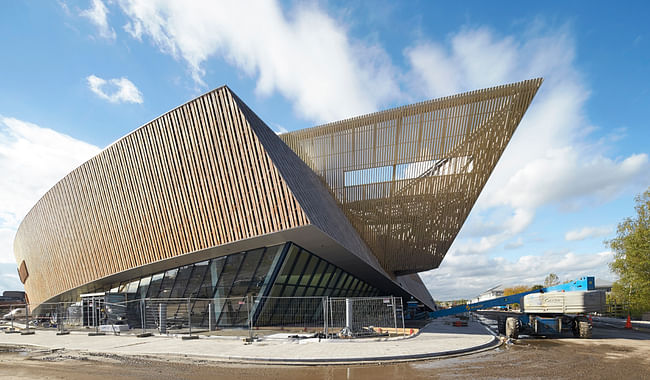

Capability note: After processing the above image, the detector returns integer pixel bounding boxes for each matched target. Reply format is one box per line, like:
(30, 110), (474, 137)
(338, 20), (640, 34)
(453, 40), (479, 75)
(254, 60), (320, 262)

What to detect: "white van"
(3, 308), (26, 320)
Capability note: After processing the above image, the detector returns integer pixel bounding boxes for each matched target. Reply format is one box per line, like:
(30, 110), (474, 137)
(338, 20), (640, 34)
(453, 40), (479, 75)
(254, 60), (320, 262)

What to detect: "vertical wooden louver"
(14, 80), (542, 307)
(280, 79), (543, 274)
(14, 86), (311, 306)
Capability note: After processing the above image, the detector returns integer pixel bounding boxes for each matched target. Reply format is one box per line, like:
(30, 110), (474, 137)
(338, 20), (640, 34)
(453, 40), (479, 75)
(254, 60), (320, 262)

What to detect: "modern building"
(470, 285), (505, 304)
(13, 79), (542, 326)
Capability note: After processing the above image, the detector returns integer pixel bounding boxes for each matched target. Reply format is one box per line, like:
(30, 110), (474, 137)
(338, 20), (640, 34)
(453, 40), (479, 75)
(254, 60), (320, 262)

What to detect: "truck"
(3, 307), (26, 321)
(430, 277), (603, 339)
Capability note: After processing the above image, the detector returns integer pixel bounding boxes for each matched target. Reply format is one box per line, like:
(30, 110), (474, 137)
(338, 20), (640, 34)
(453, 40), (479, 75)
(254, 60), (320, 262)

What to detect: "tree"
(503, 285), (532, 309)
(608, 188), (650, 317)
(544, 273), (560, 288)
(503, 285), (532, 296)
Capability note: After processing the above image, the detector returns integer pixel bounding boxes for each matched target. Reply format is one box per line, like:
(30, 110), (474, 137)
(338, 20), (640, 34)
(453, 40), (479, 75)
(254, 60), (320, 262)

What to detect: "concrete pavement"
(0, 318), (498, 364)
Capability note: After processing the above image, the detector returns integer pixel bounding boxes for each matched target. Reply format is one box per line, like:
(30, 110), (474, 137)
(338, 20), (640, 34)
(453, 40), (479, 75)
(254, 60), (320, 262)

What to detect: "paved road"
(0, 317), (496, 364)
(1, 325), (649, 379)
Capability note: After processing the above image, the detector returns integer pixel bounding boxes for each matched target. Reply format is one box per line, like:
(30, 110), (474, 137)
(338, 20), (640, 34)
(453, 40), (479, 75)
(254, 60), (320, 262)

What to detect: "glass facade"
(85, 242), (383, 328)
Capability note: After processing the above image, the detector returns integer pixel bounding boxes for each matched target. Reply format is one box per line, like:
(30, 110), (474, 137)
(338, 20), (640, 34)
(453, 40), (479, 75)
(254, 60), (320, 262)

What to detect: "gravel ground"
(1, 326), (649, 379)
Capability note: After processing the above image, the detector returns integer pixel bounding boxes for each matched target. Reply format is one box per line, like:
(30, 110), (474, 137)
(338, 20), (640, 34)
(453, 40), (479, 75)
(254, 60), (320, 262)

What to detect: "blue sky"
(1, 1), (648, 299)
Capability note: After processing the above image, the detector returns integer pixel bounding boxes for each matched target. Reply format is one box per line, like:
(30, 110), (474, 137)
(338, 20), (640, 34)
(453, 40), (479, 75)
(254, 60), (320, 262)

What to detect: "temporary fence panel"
(2, 296), (406, 338)
(254, 296), (325, 332)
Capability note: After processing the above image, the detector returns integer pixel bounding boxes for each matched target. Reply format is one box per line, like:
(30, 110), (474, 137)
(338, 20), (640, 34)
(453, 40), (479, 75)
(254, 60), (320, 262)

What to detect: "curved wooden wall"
(14, 86), (309, 306)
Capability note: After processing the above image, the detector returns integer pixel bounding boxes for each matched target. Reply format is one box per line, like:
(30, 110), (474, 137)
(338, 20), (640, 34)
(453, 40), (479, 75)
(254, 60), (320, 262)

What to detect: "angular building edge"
(13, 79), (543, 311)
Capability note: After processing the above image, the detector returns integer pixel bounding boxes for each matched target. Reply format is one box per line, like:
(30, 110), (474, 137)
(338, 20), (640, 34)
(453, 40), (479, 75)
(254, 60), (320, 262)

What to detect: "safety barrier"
(0, 296), (407, 339)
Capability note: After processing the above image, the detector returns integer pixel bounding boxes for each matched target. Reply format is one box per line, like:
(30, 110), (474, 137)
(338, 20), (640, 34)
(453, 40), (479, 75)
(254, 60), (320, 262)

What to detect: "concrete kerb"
(214, 337), (501, 365)
(0, 336), (501, 366)
(0, 320), (501, 366)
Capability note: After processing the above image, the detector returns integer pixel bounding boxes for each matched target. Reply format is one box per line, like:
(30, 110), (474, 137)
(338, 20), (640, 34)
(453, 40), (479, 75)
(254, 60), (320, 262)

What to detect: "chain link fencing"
(1, 296), (407, 339)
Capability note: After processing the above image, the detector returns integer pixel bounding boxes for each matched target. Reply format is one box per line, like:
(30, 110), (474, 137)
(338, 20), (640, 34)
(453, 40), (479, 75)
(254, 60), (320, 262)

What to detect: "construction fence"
(0, 296), (407, 339)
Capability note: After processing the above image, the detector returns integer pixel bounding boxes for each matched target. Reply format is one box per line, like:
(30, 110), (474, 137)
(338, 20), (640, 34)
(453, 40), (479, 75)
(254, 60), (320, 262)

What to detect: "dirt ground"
(1, 327), (649, 379)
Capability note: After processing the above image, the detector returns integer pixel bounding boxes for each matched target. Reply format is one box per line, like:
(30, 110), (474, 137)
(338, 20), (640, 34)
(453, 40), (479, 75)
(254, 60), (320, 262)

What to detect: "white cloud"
(0, 264), (22, 293)
(407, 26), (650, 257)
(565, 226), (613, 241)
(80, 0), (116, 40)
(504, 238), (524, 250)
(87, 75), (144, 104)
(117, 0), (401, 123)
(423, 249), (616, 300)
(109, 4), (648, 248)
(0, 116), (100, 292)
(62, 6), (648, 299)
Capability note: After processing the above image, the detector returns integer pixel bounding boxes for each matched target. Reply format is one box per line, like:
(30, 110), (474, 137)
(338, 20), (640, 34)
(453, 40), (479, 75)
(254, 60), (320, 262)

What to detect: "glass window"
(349, 278), (359, 292)
(345, 275), (356, 289)
(269, 284), (283, 297)
(359, 283), (369, 296)
(158, 268), (178, 298)
(308, 260), (328, 288)
(147, 273), (164, 298)
(229, 249), (264, 298)
(185, 261), (209, 298)
(298, 256), (319, 286)
(317, 264), (335, 288)
(251, 248), (274, 289)
(286, 249), (309, 285)
(334, 273), (349, 290)
(205, 257), (226, 298)
(280, 285), (295, 297)
(326, 268), (342, 290)
(214, 253), (244, 297)
(170, 265), (194, 298)
(125, 279), (140, 293)
(137, 276), (151, 299)
(294, 286), (306, 297)
(274, 245), (299, 285)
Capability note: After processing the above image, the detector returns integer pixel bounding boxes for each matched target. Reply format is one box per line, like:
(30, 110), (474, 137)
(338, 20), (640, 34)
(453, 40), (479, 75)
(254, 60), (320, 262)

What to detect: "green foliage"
(544, 273), (560, 287)
(608, 188), (650, 317)
(503, 285), (533, 308)
(530, 284), (544, 291)
(503, 285), (532, 296)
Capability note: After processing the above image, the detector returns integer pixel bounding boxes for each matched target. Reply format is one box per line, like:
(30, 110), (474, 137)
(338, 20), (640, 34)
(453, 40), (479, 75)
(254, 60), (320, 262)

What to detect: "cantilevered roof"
(281, 78), (543, 275)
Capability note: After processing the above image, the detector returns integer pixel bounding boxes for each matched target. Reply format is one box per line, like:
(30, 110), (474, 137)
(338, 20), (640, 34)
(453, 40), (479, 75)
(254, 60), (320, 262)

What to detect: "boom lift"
(430, 277), (603, 339)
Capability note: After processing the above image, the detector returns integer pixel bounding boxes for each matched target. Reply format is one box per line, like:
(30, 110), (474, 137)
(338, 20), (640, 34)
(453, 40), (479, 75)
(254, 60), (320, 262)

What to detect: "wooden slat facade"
(280, 79), (543, 275)
(14, 86), (311, 306)
(14, 79), (542, 307)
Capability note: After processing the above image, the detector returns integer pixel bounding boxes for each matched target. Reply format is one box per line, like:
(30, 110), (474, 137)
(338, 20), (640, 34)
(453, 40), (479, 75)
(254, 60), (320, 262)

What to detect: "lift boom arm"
(430, 276), (595, 318)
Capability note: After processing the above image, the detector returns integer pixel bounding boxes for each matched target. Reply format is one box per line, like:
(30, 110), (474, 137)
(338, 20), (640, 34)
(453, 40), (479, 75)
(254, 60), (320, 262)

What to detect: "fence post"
(141, 299), (146, 334)
(208, 299), (217, 331)
(247, 295), (252, 340)
(208, 301), (214, 331)
(392, 296), (398, 336)
(136, 299), (152, 338)
(399, 298), (406, 337)
(323, 296), (328, 338)
(188, 298), (192, 335)
(159, 303), (167, 334)
(182, 298), (198, 340)
(57, 302), (69, 335)
(344, 298), (353, 337)
(328, 298), (334, 339)
(5, 304), (19, 333)
(21, 303), (35, 335)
